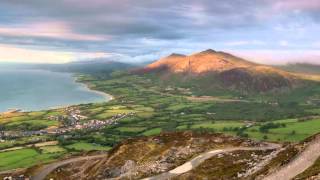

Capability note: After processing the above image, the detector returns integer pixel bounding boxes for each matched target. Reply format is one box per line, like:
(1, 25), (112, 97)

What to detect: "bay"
(0, 69), (110, 112)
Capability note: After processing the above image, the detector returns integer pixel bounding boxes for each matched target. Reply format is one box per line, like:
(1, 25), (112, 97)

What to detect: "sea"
(0, 68), (110, 112)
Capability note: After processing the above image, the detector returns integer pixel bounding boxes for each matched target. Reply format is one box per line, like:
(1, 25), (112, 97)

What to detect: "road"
(263, 135), (320, 180)
(32, 154), (107, 180)
(143, 143), (281, 180)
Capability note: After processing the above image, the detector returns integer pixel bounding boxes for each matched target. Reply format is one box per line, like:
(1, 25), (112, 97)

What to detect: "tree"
(263, 135), (268, 140)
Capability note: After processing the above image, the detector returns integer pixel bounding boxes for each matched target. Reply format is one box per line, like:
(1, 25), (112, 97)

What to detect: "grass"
(3, 119), (58, 131)
(306, 108), (320, 114)
(65, 142), (111, 151)
(178, 118), (320, 142)
(116, 127), (147, 133)
(87, 107), (106, 114)
(27, 111), (47, 117)
(142, 128), (162, 136)
(191, 121), (244, 131)
(95, 109), (135, 119)
(244, 119), (320, 142)
(108, 105), (128, 110)
(0, 148), (63, 171)
(0, 135), (51, 150)
(0, 115), (31, 124)
(269, 119), (320, 135)
(136, 112), (155, 118)
(5, 119), (58, 127)
(40, 146), (66, 153)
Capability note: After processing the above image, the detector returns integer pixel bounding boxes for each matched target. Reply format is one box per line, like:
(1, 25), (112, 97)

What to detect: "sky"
(0, 0), (320, 64)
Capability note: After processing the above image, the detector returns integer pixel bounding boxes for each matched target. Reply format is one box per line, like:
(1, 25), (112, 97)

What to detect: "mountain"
(143, 49), (255, 74)
(137, 49), (300, 93)
(277, 63), (320, 75)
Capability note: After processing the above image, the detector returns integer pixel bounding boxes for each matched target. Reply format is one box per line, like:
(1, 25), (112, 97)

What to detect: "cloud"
(0, 21), (109, 41)
(272, 0), (320, 11)
(0, 0), (319, 64)
(0, 44), (109, 63)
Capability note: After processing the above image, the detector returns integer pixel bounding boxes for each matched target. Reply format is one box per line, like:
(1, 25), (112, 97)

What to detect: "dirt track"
(263, 135), (320, 180)
(32, 154), (107, 180)
(143, 143), (280, 180)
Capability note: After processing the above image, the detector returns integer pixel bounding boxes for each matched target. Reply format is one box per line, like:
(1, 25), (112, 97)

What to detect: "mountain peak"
(198, 49), (217, 55)
(167, 53), (186, 58)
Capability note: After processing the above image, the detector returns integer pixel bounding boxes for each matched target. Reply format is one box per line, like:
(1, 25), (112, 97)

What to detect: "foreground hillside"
(3, 132), (320, 180)
(137, 49), (320, 94)
(14, 132), (277, 179)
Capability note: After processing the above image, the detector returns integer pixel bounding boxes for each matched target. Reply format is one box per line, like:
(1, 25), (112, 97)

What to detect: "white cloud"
(0, 44), (109, 64)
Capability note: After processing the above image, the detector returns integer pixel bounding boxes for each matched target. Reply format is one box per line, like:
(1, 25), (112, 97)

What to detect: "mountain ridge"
(136, 49), (303, 93)
(143, 49), (258, 74)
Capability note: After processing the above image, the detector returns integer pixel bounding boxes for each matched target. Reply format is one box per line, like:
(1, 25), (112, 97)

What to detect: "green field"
(0, 110), (61, 131)
(0, 135), (52, 150)
(65, 142), (111, 151)
(0, 148), (63, 171)
(40, 146), (67, 154)
(191, 121), (244, 130)
(116, 127), (147, 133)
(184, 118), (320, 142)
(142, 128), (162, 136)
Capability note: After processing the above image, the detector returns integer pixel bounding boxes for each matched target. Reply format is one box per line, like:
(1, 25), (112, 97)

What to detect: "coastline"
(77, 80), (114, 101)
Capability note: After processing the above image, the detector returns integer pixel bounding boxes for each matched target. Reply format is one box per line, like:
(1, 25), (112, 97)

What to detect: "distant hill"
(277, 63), (320, 75)
(33, 59), (135, 75)
(136, 49), (302, 93)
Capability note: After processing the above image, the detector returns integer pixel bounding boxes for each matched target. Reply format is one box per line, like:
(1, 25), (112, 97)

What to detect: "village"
(0, 107), (134, 141)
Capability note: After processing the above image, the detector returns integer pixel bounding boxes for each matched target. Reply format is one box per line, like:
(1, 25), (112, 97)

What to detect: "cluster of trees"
(259, 122), (286, 133)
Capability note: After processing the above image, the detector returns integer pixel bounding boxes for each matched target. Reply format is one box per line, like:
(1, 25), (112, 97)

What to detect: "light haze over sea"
(0, 68), (110, 112)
